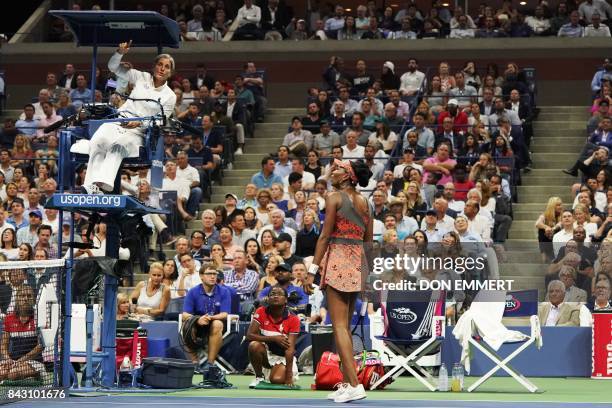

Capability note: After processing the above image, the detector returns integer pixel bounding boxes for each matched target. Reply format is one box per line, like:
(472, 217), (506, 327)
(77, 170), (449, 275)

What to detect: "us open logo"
(505, 294), (521, 312)
(389, 307), (417, 324)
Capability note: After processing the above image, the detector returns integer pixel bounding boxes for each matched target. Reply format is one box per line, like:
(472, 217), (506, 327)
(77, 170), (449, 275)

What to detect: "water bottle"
(438, 363), (448, 392)
(458, 363), (465, 391)
(451, 363), (460, 392)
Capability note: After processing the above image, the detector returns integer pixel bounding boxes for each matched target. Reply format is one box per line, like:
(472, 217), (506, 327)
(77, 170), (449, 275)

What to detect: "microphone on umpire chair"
(43, 113), (78, 134)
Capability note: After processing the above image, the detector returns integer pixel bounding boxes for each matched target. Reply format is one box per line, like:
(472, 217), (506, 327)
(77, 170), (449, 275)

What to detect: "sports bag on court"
(312, 351), (346, 390)
(355, 350), (392, 390)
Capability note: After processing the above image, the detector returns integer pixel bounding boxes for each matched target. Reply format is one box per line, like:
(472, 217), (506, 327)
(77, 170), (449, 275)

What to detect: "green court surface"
(123, 375), (612, 404)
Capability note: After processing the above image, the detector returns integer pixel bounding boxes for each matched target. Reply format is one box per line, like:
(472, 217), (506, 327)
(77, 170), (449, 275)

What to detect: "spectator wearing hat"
(313, 121), (340, 157)
(421, 209), (446, 242)
(224, 193), (239, 217)
(287, 19), (309, 40)
(380, 61), (400, 91)
(283, 117), (313, 157)
(437, 99), (469, 134)
(258, 262), (308, 307)
(273, 232), (302, 268)
(16, 210), (43, 247)
(393, 146), (423, 179)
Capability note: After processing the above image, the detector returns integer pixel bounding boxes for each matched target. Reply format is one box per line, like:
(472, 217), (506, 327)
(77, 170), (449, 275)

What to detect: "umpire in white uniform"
(83, 41), (176, 193)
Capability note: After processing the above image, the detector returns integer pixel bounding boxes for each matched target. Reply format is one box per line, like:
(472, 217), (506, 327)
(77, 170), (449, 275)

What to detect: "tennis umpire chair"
(466, 289), (541, 393)
(369, 290), (446, 391)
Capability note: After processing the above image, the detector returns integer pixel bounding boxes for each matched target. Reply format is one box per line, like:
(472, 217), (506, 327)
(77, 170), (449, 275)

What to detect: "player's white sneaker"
(334, 383), (366, 403)
(327, 383), (347, 400)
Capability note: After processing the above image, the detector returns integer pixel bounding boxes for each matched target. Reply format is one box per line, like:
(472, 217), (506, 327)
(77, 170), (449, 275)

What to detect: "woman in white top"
(476, 180), (497, 213)
(369, 120), (398, 155)
(162, 259), (181, 299)
(573, 204), (598, 244)
(130, 262), (170, 320)
(255, 189), (272, 225)
(0, 229), (19, 260)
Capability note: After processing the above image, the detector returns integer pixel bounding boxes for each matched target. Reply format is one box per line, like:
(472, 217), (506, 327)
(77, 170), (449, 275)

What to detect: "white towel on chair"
(453, 302), (529, 373)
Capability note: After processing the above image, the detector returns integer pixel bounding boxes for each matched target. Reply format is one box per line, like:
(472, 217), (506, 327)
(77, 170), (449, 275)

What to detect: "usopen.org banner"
(53, 194), (125, 208)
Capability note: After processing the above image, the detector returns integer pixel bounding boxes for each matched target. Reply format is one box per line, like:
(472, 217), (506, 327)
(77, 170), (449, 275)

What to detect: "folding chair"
(466, 289), (541, 393)
(370, 290), (446, 391)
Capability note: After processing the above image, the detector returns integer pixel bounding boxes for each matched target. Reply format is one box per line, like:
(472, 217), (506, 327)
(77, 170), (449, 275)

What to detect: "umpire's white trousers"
(83, 123), (143, 192)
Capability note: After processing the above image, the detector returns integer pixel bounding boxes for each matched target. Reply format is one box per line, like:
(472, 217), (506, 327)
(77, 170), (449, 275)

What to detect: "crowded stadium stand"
(0, 0), (611, 404)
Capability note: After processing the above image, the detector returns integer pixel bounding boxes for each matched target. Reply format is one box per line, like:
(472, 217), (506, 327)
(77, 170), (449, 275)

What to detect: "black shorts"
(183, 318), (226, 348)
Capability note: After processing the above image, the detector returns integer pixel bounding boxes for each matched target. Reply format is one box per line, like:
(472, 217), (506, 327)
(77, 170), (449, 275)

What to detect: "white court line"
(23, 401), (612, 408)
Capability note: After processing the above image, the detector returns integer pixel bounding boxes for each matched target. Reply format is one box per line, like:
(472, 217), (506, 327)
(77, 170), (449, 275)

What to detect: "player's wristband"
(308, 264), (319, 275)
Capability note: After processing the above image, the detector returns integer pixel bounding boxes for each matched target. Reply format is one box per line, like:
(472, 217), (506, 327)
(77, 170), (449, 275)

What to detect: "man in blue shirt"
(182, 262), (231, 370)
(251, 156), (283, 189)
(591, 58), (612, 95)
(69, 74), (93, 109)
(258, 263), (308, 310)
(15, 104), (40, 138)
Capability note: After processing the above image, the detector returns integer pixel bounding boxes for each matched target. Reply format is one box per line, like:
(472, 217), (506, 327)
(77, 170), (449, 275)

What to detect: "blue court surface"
(8, 396), (612, 408)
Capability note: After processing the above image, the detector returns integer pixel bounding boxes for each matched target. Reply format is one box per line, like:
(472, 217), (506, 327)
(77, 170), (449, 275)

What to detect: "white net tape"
(0, 259), (66, 270)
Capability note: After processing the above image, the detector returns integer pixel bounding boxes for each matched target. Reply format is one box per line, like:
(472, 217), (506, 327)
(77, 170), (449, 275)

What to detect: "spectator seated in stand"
(538, 280), (580, 326)
(129, 262), (171, 321)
